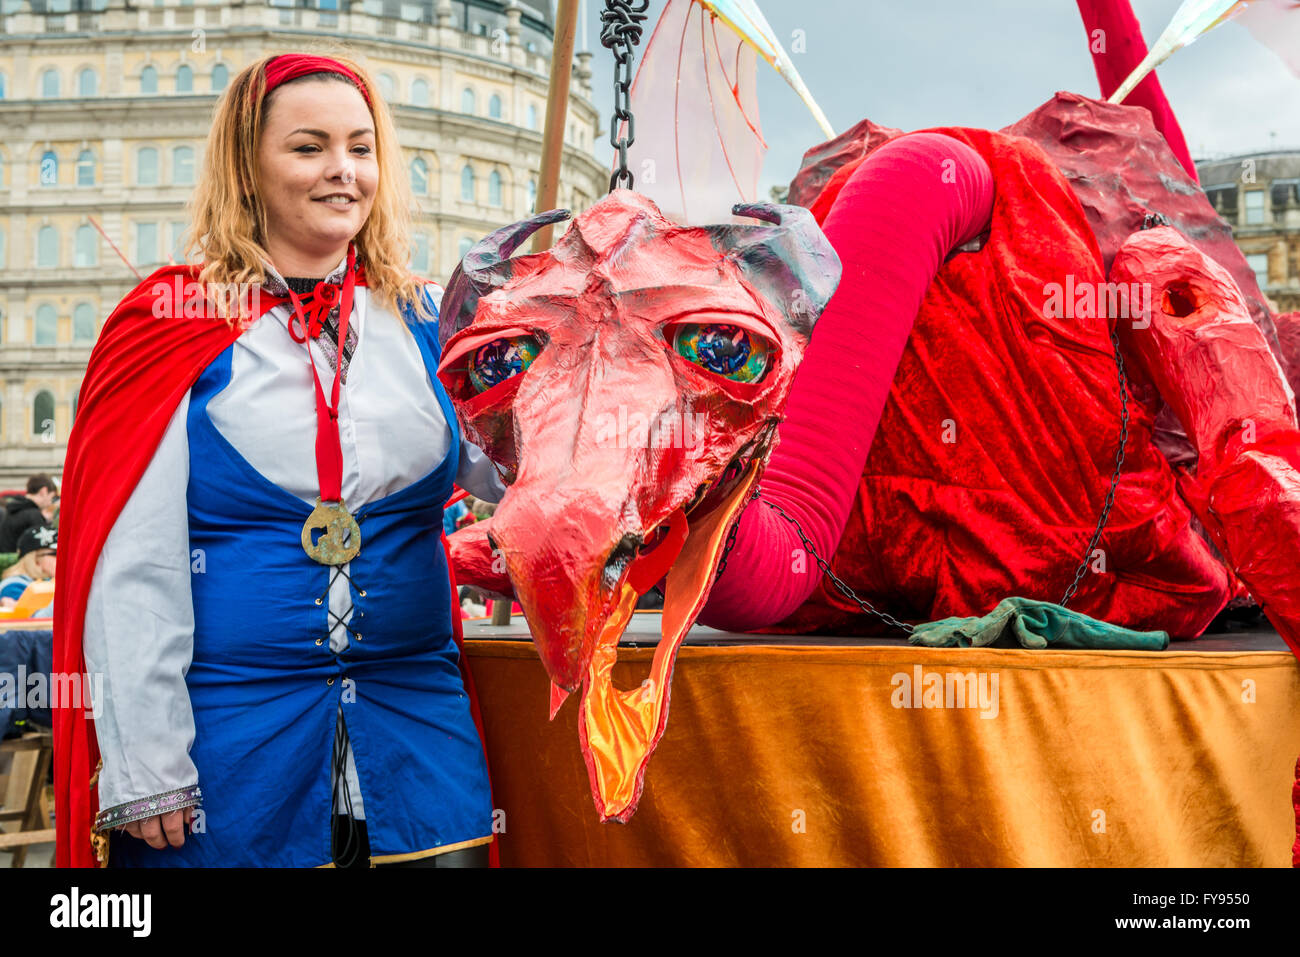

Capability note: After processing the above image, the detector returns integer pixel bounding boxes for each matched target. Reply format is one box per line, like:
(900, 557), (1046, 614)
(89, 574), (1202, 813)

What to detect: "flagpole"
(89, 216), (144, 282)
(531, 0), (581, 252)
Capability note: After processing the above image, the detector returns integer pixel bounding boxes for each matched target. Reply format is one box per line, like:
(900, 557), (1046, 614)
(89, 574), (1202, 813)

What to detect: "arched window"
(410, 157), (427, 195)
(40, 68), (60, 98)
(39, 150), (58, 186)
(460, 165), (475, 203)
(488, 169), (502, 207)
(75, 225), (97, 267)
(35, 305), (58, 345)
(378, 73), (396, 102)
(73, 303), (96, 343)
(412, 234), (429, 274)
(137, 147), (159, 185)
(211, 63), (228, 92)
(0, 73), (6, 100)
(77, 149), (95, 186)
(33, 390), (55, 438)
(37, 226), (58, 267)
(411, 78), (429, 107)
(458, 237), (474, 259)
(78, 68), (97, 97)
(488, 93), (502, 120)
(140, 65), (158, 94)
(527, 178), (537, 213)
(176, 64), (193, 93)
(526, 103), (538, 131)
(461, 87), (476, 114)
(173, 146), (195, 185)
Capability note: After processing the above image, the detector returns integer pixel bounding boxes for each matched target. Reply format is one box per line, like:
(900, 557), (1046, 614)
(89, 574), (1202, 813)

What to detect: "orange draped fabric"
(465, 634), (1300, 866)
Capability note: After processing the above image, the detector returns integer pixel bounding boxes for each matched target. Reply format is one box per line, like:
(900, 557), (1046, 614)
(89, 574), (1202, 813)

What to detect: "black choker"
(283, 275), (332, 294)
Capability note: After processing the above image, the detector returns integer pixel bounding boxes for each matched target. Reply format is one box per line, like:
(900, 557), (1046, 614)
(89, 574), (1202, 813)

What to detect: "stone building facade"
(1196, 151), (1300, 315)
(0, 0), (606, 487)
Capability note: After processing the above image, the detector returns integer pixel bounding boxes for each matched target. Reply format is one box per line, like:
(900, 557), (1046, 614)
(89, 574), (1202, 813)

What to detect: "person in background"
(0, 525), (57, 612)
(0, 475), (58, 552)
(443, 498), (469, 537)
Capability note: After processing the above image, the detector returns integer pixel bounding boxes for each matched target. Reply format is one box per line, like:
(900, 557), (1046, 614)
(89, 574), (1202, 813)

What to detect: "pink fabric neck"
(699, 132), (995, 631)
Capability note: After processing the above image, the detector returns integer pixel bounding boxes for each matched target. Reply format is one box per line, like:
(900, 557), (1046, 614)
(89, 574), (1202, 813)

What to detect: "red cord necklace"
(285, 242), (361, 565)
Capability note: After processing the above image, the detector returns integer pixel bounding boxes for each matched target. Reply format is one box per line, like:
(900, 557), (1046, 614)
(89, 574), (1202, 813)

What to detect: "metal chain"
(1059, 329), (1130, 607)
(712, 487), (757, 582)
(713, 488), (915, 634)
(763, 500), (918, 634)
(600, 0), (649, 192)
(712, 329), (1132, 627)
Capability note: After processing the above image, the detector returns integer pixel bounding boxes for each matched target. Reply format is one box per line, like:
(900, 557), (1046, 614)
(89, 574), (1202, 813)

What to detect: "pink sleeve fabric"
(698, 132), (994, 632)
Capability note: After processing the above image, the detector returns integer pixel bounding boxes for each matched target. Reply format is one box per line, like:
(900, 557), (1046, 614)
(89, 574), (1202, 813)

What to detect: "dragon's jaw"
(496, 459), (762, 821)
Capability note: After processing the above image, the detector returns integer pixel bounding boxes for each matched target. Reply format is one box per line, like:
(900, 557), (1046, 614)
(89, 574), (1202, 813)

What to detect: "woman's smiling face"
(256, 77), (377, 271)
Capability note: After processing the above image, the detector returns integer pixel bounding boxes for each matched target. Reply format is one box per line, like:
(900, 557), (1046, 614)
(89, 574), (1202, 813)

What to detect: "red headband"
(262, 54), (372, 108)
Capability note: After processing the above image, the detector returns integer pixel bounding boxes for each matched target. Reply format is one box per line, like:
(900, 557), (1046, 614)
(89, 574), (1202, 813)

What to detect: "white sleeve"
(455, 436), (507, 504)
(84, 391), (203, 830)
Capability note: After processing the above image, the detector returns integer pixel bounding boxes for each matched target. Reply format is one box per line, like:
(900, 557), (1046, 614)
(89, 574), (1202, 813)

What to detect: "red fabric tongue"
(626, 508), (688, 595)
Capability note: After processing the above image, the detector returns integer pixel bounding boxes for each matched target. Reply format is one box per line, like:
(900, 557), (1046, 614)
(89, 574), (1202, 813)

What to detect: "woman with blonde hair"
(53, 50), (504, 868)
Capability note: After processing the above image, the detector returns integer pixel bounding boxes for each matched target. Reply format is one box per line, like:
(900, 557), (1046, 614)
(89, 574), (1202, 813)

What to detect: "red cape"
(53, 265), (496, 867)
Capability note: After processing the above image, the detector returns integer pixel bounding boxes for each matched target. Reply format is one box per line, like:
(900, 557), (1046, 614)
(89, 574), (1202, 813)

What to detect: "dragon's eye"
(673, 323), (770, 382)
(468, 336), (541, 393)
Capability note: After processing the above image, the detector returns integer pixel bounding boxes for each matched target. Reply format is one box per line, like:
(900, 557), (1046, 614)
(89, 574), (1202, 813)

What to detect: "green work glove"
(909, 596), (1169, 650)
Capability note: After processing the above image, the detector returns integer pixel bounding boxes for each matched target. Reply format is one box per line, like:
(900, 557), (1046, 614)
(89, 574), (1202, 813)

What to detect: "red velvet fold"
(705, 127), (1231, 640)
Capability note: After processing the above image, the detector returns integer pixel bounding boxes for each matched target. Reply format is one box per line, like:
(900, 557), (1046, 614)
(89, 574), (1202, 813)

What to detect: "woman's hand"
(122, 807), (193, 849)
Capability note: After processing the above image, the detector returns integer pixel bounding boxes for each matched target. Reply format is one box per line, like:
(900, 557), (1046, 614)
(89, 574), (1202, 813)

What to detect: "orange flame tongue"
(573, 463), (761, 821)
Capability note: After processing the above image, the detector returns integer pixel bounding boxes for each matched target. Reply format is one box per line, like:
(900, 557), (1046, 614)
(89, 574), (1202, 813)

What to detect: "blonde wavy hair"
(183, 43), (434, 325)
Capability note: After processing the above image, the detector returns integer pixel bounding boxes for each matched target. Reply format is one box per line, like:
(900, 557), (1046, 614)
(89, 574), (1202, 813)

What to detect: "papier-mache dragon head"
(437, 189), (840, 820)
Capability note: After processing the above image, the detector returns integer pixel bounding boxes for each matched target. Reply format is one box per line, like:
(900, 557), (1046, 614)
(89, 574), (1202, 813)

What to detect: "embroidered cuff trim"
(94, 784), (203, 832)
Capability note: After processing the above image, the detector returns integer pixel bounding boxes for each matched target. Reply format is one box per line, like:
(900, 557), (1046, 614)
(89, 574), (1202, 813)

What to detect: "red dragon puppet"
(443, 1), (1300, 844)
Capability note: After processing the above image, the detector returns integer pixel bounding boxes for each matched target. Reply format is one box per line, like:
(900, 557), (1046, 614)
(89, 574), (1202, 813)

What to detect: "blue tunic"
(111, 298), (492, 867)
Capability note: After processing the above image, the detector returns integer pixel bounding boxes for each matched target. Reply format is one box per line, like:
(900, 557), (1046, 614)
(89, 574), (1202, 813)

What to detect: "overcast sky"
(576, 0), (1300, 196)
